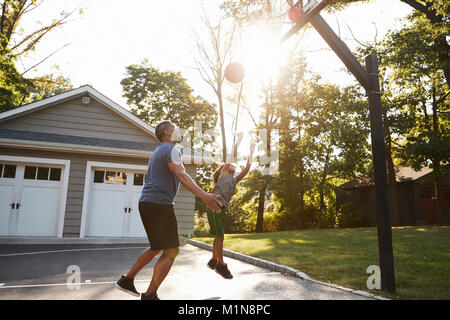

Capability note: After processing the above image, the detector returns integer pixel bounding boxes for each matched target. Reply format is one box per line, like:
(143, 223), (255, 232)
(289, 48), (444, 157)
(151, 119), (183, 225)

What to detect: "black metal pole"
(365, 54), (395, 293)
(279, 1), (396, 293)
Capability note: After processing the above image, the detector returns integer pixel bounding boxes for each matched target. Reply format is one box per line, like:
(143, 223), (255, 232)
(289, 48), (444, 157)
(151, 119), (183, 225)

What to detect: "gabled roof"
(0, 86), (205, 163)
(340, 166), (434, 189)
(0, 85), (156, 138)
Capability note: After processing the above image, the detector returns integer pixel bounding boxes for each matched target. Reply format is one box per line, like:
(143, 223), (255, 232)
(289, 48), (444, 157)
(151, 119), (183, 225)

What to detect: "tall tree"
(0, 0), (79, 111)
(192, 6), (238, 162)
(121, 59), (218, 135)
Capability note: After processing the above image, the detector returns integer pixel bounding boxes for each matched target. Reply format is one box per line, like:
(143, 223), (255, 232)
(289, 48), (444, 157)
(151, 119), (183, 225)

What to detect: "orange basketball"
(288, 7), (302, 23)
(224, 62), (245, 83)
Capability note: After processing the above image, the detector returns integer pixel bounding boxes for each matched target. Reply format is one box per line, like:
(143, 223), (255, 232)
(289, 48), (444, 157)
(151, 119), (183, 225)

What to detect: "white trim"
(0, 138), (206, 163)
(79, 161), (148, 238)
(0, 138), (153, 158)
(0, 85), (156, 138)
(0, 155), (70, 238)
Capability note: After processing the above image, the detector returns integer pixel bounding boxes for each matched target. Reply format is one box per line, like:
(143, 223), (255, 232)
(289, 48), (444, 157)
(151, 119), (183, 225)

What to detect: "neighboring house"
(337, 167), (450, 226)
(0, 85), (198, 239)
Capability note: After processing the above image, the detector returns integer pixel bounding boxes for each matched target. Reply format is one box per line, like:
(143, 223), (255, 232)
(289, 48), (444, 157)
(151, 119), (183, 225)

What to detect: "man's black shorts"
(139, 201), (180, 250)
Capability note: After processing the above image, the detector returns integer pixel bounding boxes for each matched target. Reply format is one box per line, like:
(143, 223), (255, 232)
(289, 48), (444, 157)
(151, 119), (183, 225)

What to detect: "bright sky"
(17, 0), (412, 158)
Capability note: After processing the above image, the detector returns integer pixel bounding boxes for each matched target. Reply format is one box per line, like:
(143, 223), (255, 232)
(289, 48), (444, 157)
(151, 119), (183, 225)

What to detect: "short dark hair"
(155, 121), (173, 142)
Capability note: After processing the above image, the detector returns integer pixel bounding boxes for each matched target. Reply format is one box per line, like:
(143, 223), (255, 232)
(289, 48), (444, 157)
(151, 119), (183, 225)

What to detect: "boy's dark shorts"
(206, 206), (227, 237)
(139, 201), (180, 250)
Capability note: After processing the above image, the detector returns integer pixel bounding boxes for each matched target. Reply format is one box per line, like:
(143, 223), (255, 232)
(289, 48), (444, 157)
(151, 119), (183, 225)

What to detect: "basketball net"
(246, 0), (304, 25)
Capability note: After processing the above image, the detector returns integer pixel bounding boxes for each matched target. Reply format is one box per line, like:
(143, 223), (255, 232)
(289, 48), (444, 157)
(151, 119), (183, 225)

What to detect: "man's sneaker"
(215, 263), (233, 279)
(141, 292), (160, 300)
(207, 258), (218, 270)
(114, 275), (140, 297)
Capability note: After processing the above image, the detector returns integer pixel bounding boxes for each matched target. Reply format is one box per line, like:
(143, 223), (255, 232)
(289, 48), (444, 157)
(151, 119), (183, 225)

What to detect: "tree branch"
(21, 43), (70, 75)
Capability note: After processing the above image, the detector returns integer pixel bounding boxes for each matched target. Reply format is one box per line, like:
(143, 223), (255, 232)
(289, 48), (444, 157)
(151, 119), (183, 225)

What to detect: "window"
(94, 170), (127, 185)
(116, 172), (127, 185)
(24, 166), (37, 179)
(49, 168), (61, 181)
(94, 170), (105, 183)
(37, 167), (50, 180)
(1, 164), (17, 179)
(24, 166), (62, 181)
(133, 173), (145, 186)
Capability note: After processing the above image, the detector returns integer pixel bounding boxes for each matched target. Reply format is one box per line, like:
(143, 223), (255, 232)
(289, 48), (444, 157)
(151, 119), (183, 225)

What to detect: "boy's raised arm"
(226, 131), (244, 164)
(235, 142), (256, 183)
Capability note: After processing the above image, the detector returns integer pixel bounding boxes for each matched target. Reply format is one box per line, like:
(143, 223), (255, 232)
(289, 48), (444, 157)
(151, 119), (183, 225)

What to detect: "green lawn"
(195, 226), (450, 300)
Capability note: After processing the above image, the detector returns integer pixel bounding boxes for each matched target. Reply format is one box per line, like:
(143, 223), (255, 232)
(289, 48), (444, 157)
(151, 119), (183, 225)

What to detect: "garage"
(83, 163), (148, 238)
(0, 157), (70, 237)
(0, 85), (197, 239)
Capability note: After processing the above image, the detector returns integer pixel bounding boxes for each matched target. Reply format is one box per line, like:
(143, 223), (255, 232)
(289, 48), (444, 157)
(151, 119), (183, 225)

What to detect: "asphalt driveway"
(0, 241), (371, 300)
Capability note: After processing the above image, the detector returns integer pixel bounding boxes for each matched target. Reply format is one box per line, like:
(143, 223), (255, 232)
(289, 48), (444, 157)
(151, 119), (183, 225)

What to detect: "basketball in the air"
(288, 7), (302, 23)
(224, 62), (245, 83)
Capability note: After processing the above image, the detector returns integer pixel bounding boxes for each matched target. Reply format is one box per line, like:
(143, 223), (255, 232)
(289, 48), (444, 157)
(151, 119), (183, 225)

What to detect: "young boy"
(206, 132), (255, 279)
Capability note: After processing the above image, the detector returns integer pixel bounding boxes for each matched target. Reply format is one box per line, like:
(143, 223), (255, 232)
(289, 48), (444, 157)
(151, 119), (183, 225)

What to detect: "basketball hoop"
(246, 0), (305, 24)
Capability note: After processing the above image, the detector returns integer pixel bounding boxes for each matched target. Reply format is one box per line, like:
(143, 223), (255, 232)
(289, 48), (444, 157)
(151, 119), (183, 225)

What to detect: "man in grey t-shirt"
(116, 121), (222, 300)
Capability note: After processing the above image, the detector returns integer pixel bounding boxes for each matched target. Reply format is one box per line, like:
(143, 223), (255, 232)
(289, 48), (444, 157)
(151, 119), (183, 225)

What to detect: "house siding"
(0, 96), (158, 144)
(0, 147), (196, 237)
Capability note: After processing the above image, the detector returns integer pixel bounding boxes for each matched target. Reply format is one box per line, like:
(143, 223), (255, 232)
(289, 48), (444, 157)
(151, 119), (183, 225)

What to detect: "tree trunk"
(299, 187), (305, 229)
(217, 87), (227, 162)
(431, 86), (447, 222)
(256, 185), (266, 232)
(319, 149), (330, 212)
(385, 132), (400, 226)
(383, 107), (400, 225)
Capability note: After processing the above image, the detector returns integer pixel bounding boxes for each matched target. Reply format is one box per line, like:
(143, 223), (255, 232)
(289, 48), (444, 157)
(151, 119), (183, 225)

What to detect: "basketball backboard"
(280, 0), (331, 43)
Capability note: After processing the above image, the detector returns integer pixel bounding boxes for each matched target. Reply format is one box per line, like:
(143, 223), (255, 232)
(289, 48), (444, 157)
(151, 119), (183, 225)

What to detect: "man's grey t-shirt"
(213, 174), (237, 208)
(139, 142), (182, 205)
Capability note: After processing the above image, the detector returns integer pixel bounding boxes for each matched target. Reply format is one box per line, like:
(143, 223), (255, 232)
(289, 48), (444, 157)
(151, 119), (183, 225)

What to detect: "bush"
(193, 210), (210, 237)
(336, 202), (371, 228)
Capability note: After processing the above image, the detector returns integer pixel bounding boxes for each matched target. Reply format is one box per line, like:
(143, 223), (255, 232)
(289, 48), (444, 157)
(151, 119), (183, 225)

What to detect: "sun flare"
(237, 25), (288, 86)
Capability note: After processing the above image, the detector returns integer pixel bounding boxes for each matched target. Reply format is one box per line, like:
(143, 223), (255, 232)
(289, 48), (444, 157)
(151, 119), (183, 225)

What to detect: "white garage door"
(86, 168), (147, 237)
(0, 163), (63, 236)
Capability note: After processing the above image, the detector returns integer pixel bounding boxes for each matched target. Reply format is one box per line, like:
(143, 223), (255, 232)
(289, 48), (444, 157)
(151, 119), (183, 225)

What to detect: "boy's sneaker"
(207, 258), (218, 270)
(215, 263), (233, 279)
(141, 292), (160, 300)
(114, 275), (140, 297)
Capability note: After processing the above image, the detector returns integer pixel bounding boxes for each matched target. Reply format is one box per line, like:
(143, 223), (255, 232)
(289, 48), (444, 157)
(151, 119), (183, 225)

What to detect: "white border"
(79, 161), (147, 238)
(0, 155), (70, 238)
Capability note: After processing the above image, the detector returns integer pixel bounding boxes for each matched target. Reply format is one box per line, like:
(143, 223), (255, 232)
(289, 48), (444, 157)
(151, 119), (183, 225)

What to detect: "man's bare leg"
(126, 247), (161, 279)
(146, 247), (179, 294)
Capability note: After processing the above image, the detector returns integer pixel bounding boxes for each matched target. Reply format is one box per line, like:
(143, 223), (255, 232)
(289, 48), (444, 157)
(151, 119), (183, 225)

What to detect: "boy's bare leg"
(212, 237), (220, 261)
(126, 247), (161, 279)
(216, 236), (225, 265)
(146, 247), (179, 294)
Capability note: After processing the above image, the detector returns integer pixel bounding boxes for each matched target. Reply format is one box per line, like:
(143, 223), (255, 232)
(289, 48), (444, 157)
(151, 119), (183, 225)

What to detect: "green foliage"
(0, 52), (33, 111)
(0, 0), (77, 111)
(335, 202), (371, 228)
(121, 59), (218, 133)
(193, 210), (210, 237)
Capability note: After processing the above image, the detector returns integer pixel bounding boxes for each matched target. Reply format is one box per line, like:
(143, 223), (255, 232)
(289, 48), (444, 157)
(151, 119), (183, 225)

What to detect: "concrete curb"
(183, 237), (389, 301)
